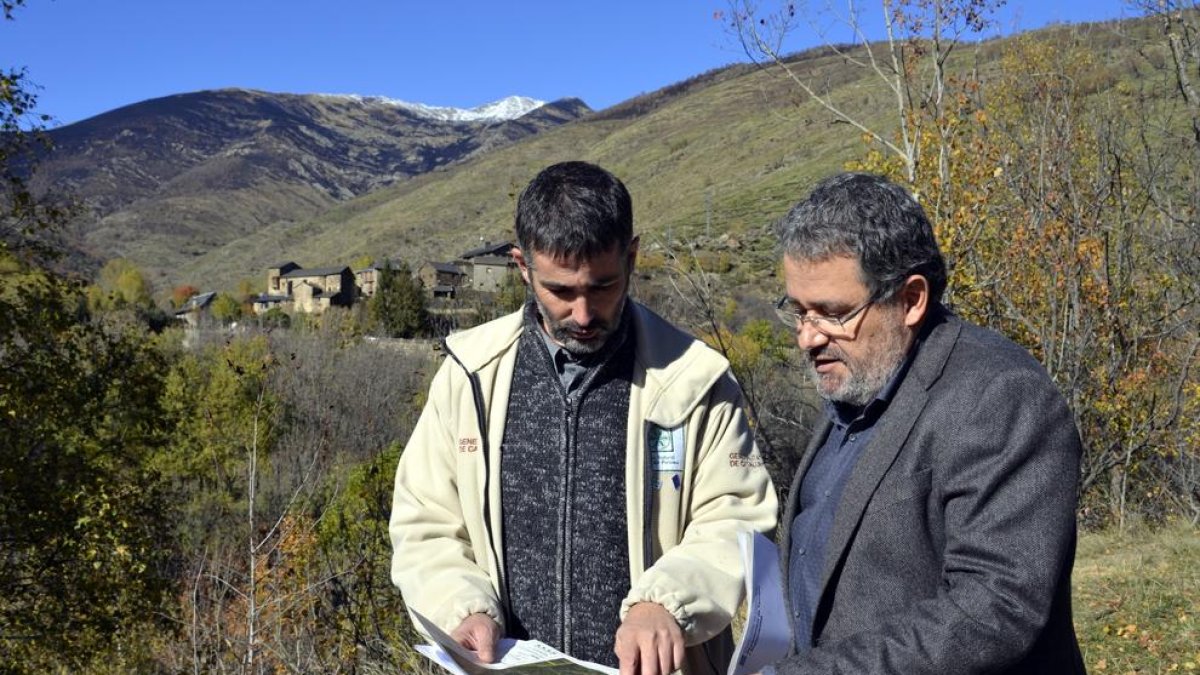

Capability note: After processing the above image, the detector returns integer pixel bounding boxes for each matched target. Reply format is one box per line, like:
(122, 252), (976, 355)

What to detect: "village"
(172, 240), (519, 326)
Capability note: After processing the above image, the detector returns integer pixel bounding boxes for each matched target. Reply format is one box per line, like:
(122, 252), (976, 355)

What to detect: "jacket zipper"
(561, 404), (574, 653)
(643, 425), (654, 574)
(443, 342), (512, 630)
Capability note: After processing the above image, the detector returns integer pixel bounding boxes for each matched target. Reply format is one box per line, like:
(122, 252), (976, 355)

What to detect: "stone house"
(355, 263), (383, 299)
(417, 261), (466, 298)
(174, 291), (217, 328)
(252, 264), (355, 315)
(464, 255), (516, 293)
(266, 262), (302, 295)
(456, 241), (518, 293)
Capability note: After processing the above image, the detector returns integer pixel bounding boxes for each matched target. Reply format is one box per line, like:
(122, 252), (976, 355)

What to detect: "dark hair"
(515, 161), (633, 261)
(775, 172), (947, 303)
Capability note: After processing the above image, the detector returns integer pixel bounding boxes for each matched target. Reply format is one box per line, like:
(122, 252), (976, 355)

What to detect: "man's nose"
(570, 297), (594, 327)
(795, 320), (830, 351)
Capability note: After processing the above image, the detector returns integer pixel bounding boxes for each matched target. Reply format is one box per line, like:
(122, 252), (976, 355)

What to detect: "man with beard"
(390, 161), (777, 675)
(755, 173), (1085, 674)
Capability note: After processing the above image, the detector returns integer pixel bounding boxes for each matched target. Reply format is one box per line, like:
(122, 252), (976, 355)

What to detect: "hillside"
(176, 18), (1151, 294)
(176, 56), (866, 291)
(36, 14), (1163, 296)
(35, 89), (590, 286)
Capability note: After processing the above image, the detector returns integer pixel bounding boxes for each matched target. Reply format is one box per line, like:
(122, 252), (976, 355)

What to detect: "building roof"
(175, 291), (217, 314)
(253, 294), (290, 303)
(425, 261), (465, 275)
(269, 261), (300, 271)
(471, 255), (515, 266)
(459, 241), (515, 259)
(281, 266), (350, 279)
(356, 261), (405, 274)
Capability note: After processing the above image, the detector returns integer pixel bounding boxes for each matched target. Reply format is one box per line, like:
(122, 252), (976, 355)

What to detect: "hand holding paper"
(451, 613), (502, 663)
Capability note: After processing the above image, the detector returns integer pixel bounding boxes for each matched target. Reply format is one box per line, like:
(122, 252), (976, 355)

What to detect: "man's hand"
(614, 602), (685, 675)
(450, 613), (501, 663)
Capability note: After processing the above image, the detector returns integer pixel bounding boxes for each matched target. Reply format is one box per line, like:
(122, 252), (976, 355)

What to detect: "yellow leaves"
(1116, 623), (1139, 638)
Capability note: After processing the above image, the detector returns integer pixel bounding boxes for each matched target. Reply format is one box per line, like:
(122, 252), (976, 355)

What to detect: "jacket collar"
(443, 300), (733, 428)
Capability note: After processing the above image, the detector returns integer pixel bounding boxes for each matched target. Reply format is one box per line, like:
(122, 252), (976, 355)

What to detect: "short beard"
(805, 305), (910, 407)
(532, 293), (625, 356)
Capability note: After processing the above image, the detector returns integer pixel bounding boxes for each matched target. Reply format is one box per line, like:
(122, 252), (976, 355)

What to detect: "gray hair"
(775, 172), (947, 303)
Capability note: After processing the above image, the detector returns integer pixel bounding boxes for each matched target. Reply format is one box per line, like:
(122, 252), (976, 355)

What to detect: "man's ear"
(626, 236), (640, 273)
(512, 247), (531, 285)
(901, 274), (930, 328)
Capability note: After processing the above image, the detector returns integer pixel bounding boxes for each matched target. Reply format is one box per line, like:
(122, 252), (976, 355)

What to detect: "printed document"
(728, 529), (790, 675)
(412, 609), (618, 674)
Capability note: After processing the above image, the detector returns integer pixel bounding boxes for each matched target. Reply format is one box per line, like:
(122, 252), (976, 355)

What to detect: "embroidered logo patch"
(649, 424), (686, 490)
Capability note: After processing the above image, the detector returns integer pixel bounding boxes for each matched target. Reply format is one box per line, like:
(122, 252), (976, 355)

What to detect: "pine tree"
(369, 260), (428, 338)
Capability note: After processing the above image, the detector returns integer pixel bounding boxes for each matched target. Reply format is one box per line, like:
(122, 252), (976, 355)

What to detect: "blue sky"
(4, 0), (1138, 127)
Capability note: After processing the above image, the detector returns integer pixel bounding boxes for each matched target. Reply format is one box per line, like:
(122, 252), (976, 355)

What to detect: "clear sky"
(3, 0), (1138, 127)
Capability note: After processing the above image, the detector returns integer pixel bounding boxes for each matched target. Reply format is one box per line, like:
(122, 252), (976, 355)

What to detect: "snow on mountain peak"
(319, 94), (546, 122)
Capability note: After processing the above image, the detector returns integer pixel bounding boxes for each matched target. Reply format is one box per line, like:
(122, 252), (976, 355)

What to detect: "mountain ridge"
(35, 88), (590, 285)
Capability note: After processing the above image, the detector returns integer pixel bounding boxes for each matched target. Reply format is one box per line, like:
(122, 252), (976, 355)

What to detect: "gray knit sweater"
(500, 303), (635, 667)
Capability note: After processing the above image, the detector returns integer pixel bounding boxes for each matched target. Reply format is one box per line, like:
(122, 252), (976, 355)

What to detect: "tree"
(1, 275), (177, 669)
(368, 260), (428, 338)
(728, 1), (1200, 525)
(3, 8), (178, 665)
(495, 268), (527, 314)
(86, 258), (155, 311)
(171, 284), (200, 309)
(726, 0), (1001, 184)
(2, 4), (71, 269)
(210, 292), (243, 323)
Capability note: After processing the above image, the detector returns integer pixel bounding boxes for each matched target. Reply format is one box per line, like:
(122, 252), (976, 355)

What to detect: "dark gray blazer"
(774, 305), (1086, 674)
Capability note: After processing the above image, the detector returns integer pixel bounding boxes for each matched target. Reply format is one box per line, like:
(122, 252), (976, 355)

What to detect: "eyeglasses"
(773, 295), (875, 338)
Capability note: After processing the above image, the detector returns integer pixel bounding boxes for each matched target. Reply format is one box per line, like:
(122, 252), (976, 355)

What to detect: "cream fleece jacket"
(390, 302), (777, 674)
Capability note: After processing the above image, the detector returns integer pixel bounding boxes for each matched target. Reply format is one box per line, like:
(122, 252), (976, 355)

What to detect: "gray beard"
(806, 311), (910, 407)
(807, 348), (905, 407)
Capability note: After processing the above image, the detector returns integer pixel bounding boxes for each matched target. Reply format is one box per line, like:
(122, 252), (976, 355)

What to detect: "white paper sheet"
(412, 609), (618, 674)
(728, 529), (790, 675)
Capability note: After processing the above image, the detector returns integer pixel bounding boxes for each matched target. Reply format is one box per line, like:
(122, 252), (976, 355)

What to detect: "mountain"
(38, 15), (1150, 296)
(174, 17), (1146, 296)
(173, 53), (870, 291)
(34, 89), (590, 285)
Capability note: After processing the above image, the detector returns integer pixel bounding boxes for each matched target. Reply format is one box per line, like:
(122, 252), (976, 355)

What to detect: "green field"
(1074, 525), (1200, 673)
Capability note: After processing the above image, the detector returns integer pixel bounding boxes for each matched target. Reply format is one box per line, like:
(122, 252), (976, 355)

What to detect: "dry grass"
(1074, 524), (1200, 673)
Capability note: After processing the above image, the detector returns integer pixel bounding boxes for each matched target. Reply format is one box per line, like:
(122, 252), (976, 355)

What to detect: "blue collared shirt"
(786, 351), (915, 654)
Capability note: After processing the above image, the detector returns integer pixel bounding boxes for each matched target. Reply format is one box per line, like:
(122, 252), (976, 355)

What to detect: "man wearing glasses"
(756, 173), (1085, 674)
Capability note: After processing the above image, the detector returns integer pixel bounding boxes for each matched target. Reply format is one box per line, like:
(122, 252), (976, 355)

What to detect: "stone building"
(456, 241), (518, 293)
(252, 264), (355, 315)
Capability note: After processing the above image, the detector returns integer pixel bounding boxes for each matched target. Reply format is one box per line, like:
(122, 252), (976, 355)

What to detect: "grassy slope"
(1074, 525), (1199, 673)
